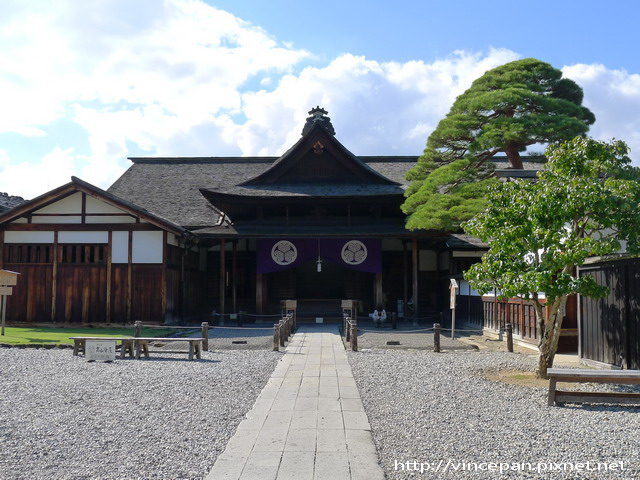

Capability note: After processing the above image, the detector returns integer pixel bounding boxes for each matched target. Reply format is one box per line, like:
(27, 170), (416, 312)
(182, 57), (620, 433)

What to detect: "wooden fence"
(579, 258), (640, 369)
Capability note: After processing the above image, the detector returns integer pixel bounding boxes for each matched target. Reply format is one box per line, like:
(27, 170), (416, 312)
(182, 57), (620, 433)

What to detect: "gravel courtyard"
(349, 349), (640, 480)
(0, 348), (280, 480)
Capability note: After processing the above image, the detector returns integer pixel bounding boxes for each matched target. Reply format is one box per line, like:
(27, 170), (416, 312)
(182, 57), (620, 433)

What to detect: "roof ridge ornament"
(302, 106), (336, 137)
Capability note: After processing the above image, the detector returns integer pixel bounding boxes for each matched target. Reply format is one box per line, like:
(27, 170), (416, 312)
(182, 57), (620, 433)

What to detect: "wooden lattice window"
(59, 244), (107, 264)
(3, 244), (53, 264)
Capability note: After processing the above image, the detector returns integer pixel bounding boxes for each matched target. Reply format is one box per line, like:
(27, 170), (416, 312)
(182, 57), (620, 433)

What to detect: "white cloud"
(2, 0), (639, 201)
(0, 147), (81, 198)
(563, 64), (640, 161)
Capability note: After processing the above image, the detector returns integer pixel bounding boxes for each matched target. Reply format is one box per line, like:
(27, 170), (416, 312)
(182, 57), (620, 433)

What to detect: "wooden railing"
(482, 296), (539, 342)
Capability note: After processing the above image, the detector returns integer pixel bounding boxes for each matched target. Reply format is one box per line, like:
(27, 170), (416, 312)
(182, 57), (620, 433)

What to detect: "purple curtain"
(256, 238), (381, 274)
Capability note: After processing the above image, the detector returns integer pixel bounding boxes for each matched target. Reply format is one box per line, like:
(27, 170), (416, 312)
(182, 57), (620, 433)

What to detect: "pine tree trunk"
(505, 144), (524, 169)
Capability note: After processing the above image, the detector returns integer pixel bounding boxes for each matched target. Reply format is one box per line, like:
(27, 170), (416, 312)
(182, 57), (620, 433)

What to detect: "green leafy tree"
(463, 137), (640, 378)
(403, 58), (595, 231)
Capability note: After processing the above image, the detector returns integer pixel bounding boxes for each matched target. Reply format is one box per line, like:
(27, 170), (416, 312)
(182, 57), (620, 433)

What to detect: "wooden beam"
(127, 231), (133, 322)
(412, 238), (418, 322)
(0, 231), (4, 270)
(51, 231), (58, 322)
(219, 238), (226, 315)
(4, 223), (161, 231)
(106, 231), (112, 323)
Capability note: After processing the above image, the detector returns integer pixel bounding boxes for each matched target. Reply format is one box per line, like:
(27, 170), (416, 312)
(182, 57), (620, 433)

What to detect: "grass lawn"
(0, 327), (179, 345)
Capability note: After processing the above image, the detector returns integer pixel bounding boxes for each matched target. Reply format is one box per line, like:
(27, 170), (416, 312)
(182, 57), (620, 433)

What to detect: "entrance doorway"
(295, 260), (345, 298)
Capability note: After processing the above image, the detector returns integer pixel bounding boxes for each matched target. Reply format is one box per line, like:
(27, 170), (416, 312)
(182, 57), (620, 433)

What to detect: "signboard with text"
(86, 340), (116, 362)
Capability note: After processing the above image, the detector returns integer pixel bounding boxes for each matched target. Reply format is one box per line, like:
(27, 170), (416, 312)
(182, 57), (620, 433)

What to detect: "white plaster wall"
(167, 233), (180, 247)
(419, 250), (437, 271)
(34, 192), (82, 214)
(112, 231), (129, 264)
(11, 218), (28, 224)
(459, 279), (482, 297)
(132, 231), (163, 263)
(58, 231), (108, 244)
(4, 231), (55, 243)
(85, 215), (137, 224)
(32, 216), (82, 224)
(85, 195), (127, 214)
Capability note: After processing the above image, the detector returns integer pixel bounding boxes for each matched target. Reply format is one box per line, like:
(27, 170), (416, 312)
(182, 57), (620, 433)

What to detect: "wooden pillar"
(412, 238), (419, 323)
(160, 231), (167, 322)
(232, 240), (237, 313)
(375, 273), (383, 307)
(256, 273), (264, 314)
(51, 231), (58, 322)
(0, 231), (4, 270)
(402, 240), (408, 317)
(127, 231), (133, 322)
(106, 231), (112, 323)
(219, 238), (226, 315)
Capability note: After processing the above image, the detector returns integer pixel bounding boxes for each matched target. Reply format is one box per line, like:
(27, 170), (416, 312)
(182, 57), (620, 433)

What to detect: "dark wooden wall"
(3, 243), (168, 324)
(579, 259), (640, 369)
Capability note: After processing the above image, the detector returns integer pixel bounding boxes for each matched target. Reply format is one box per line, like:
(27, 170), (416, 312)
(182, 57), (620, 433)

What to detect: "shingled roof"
(107, 156), (417, 228)
(0, 192), (25, 212)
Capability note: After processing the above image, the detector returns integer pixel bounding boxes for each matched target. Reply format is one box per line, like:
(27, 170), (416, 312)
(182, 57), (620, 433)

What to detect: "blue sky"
(0, 0), (639, 197)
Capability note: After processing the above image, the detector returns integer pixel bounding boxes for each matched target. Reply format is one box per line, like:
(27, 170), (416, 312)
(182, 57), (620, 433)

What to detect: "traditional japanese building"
(1, 107), (560, 332)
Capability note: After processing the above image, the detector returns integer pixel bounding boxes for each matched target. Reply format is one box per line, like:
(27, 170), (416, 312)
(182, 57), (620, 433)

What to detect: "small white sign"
(229, 314), (237, 320)
(315, 317), (324, 324)
(86, 340), (116, 362)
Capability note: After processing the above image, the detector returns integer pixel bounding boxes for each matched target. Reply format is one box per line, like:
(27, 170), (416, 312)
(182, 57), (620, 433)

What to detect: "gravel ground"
(353, 323), (478, 351)
(0, 348), (281, 480)
(348, 349), (640, 480)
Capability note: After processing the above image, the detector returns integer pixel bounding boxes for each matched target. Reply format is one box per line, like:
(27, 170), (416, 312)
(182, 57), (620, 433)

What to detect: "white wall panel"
(32, 216), (82, 224)
(34, 192), (82, 214)
(58, 231), (108, 244)
(112, 231), (129, 264)
(4, 231), (55, 243)
(11, 218), (28, 224)
(85, 195), (128, 214)
(132, 231), (163, 263)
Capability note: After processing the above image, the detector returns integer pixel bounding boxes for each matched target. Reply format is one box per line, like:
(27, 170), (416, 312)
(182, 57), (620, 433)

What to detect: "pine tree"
(402, 58), (595, 231)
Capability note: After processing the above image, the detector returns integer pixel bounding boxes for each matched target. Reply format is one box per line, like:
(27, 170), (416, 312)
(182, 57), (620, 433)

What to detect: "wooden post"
(106, 231), (112, 323)
(273, 323), (280, 351)
(134, 320), (142, 337)
(256, 273), (264, 315)
(232, 240), (237, 313)
(412, 238), (418, 325)
(279, 320), (285, 347)
(433, 323), (441, 353)
(351, 322), (358, 352)
(391, 311), (397, 329)
(1, 295), (6, 336)
(506, 322), (514, 353)
(160, 231), (167, 322)
(201, 322), (209, 351)
(402, 240), (407, 319)
(127, 231), (133, 323)
(345, 317), (351, 342)
(219, 238), (226, 315)
(51, 231), (58, 322)
(375, 272), (383, 307)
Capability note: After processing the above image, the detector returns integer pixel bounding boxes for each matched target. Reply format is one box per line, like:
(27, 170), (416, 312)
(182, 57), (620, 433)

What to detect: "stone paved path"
(205, 325), (385, 480)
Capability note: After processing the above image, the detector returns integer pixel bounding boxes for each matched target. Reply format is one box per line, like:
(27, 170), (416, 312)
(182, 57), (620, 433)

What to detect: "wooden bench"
(133, 337), (204, 360)
(547, 368), (640, 406)
(69, 337), (135, 359)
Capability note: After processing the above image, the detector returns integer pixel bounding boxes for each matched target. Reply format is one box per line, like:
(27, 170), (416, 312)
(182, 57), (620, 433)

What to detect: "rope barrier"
(207, 325), (275, 331)
(357, 327), (435, 334)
